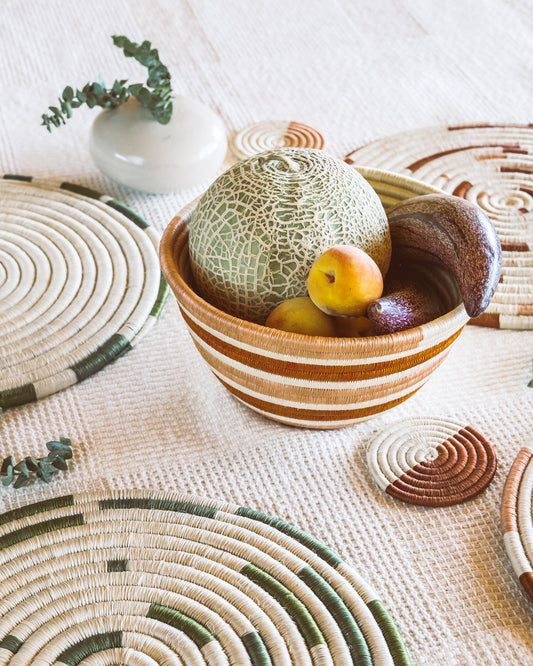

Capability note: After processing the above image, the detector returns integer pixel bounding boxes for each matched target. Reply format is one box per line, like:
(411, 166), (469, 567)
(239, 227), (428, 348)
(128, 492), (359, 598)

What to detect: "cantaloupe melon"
(187, 148), (390, 323)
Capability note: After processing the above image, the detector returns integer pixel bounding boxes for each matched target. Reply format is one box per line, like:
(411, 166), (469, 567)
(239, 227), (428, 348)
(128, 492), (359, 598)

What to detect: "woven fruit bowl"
(160, 167), (470, 429)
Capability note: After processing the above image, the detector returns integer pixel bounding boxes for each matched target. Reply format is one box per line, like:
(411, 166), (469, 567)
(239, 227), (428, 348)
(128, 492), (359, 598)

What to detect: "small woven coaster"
(230, 120), (325, 161)
(366, 417), (497, 507)
(345, 123), (533, 329)
(0, 175), (168, 409)
(0, 489), (411, 665)
(501, 446), (533, 604)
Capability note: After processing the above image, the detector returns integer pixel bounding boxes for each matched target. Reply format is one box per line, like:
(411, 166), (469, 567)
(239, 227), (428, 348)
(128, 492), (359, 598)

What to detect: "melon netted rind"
(187, 147), (391, 323)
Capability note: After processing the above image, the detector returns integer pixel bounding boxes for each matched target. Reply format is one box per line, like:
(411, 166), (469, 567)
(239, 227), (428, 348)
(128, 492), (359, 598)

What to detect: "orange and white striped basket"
(160, 167), (470, 429)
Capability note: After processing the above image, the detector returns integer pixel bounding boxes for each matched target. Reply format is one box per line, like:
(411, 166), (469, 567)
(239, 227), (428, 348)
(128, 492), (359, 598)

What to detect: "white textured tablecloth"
(1, 1), (532, 663)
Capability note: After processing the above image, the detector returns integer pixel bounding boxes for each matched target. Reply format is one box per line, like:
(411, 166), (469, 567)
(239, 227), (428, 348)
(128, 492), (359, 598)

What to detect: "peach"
(307, 245), (383, 317)
(265, 297), (336, 336)
(335, 315), (374, 337)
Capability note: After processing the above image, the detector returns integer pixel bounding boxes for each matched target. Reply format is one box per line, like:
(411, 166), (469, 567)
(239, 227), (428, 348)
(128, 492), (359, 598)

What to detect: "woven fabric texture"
(1, 1), (532, 664)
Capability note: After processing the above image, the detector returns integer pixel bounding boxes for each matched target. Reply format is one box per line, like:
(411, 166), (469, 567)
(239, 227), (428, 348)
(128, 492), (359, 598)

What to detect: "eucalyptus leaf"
(47, 440), (71, 451)
(13, 474), (30, 489)
(1, 467), (13, 486)
(50, 456), (68, 471)
(92, 82), (105, 97)
(13, 461), (28, 475)
(38, 460), (55, 482)
(1, 457), (13, 486)
(1, 456), (14, 475)
(62, 86), (74, 101)
(24, 456), (40, 472)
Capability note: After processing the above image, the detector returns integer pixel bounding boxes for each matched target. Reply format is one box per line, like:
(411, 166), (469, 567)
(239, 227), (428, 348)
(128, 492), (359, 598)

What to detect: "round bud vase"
(89, 95), (227, 193)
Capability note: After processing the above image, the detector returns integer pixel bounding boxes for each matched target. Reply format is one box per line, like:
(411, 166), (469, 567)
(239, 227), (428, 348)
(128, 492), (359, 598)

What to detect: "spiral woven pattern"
(366, 417), (497, 507)
(345, 123), (533, 329)
(0, 489), (411, 665)
(230, 121), (325, 161)
(0, 175), (168, 409)
(501, 446), (533, 605)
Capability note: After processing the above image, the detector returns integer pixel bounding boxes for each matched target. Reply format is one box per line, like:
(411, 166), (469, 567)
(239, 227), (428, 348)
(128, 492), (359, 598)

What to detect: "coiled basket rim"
(159, 165), (470, 357)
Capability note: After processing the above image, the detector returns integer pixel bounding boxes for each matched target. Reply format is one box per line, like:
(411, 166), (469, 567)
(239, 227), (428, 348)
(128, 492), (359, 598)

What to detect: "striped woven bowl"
(160, 167), (470, 429)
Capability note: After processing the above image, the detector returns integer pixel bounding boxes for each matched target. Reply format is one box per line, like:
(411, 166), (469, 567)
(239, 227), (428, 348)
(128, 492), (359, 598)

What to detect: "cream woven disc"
(345, 123), (533, 329)
(501, 446), (533, 605)
(0, 175), (168, 409)
(0, 489), (411, 665)
(367, 417), (497, 507)
(230, 121), (325, 161)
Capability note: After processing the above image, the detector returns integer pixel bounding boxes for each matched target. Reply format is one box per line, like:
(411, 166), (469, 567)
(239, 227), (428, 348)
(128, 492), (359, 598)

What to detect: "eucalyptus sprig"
(1, 438), (73, 488)
(41, 35), (173, 132)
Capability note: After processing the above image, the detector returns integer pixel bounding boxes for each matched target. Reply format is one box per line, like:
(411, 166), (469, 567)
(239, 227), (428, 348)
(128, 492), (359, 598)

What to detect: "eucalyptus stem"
(1, 438), (74, 488)
(41, 35), (173, 131)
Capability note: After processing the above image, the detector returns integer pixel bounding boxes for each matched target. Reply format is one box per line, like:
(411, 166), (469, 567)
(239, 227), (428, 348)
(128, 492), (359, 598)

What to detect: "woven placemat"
(501, 446), (533, 604)
(230, 120), (325, 161)
(345, 123), (533, 329)
(0, 489), (411, 665)
(366, 417), (497, 507)
(0, 175), (168, 409)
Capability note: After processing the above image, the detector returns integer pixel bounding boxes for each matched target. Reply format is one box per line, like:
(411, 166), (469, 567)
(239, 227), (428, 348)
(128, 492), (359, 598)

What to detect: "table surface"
(1, 1), (533, 664)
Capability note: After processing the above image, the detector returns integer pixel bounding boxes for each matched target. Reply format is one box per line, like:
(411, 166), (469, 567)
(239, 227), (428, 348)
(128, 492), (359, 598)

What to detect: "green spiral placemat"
(345, 123), (533, 329)
(0, 175), (168, 409)
(0, 489), (411, 665)
(501, 446), (533, 604)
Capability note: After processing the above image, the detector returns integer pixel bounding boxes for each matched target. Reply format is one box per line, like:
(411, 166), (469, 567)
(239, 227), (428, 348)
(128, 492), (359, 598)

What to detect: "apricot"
(334, 315), (374, 337)
(265, 297), (336, 336)
(308, 245), (383, 317)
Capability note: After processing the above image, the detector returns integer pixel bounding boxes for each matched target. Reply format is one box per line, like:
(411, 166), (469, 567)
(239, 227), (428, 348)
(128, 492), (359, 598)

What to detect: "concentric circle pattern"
(230, 121), (325, 161)
(367, 417), (497, 507)
(501, 446), (533, 604)
(0, 490), (411, 665)
(345, 123), (533, 329)
(0, 175), (168, 409)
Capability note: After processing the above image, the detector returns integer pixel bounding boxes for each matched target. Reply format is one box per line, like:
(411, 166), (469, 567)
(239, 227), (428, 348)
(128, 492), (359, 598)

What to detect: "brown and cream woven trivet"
(230, 120), (325, 162)
(0, 175), (168, 410)
(367, 417), (497, 507)
(346, 123), (533, 329)
(0, 489), (411, 665)
(501, 446), (533, 604)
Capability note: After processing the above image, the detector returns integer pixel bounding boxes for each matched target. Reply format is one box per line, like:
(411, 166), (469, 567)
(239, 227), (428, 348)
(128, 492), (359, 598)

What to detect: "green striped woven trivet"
(345, 123), (533, 329)
(0, 489), (411, 665)
(0, 175), (168, 409)
(367, 417), (497, 507)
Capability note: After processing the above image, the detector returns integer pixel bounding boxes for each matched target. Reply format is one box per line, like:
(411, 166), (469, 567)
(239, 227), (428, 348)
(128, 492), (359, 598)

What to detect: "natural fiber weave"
(160, 167), (470, 429)
(501, 446), (533, 604)
(366, 417), (497, 507)
(0, 175), (168, 409)
(0, 489), (411, 665)
(230, 121), (325, 161)
(345, 123), (533, 329)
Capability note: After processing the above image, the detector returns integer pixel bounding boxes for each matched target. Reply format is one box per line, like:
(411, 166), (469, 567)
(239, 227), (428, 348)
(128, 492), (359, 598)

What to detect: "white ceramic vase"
(89, 95), (227, 193)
